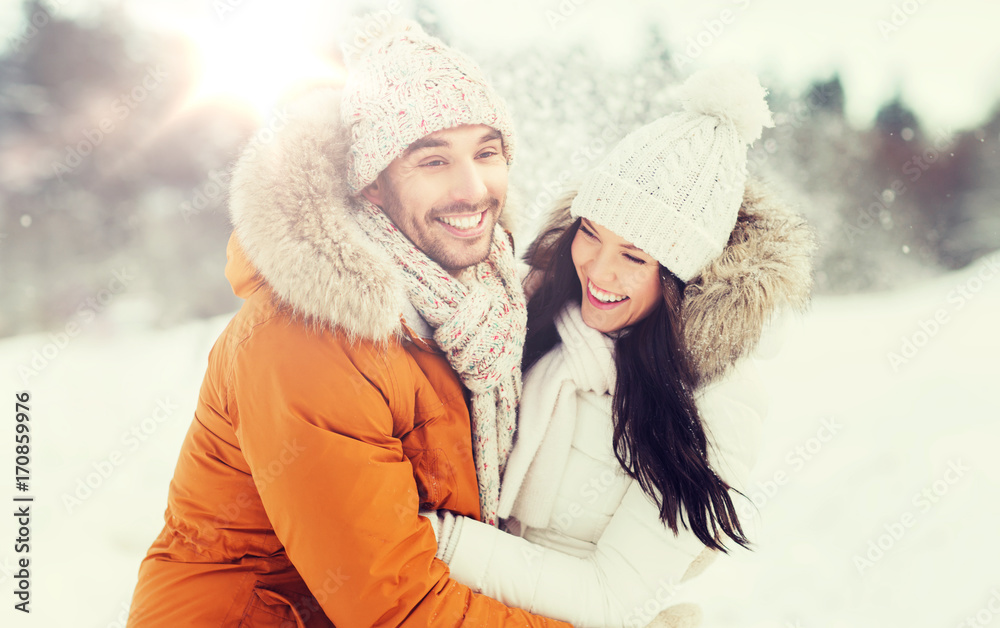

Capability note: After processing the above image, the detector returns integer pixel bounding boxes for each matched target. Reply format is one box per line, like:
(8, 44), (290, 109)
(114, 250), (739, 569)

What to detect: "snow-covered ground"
(0, 254), (998, 627)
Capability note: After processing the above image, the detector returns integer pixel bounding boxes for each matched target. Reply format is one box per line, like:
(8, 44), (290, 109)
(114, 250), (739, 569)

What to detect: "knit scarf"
(353, 198), (527, 526)
(500, 303), (616, 527)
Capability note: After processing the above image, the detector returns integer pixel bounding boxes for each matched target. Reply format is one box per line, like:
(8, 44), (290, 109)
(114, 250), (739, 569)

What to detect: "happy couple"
(128, 18), (814, 628)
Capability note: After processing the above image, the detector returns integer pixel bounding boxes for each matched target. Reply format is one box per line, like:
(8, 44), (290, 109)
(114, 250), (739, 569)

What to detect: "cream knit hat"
(570, 67), (774, 282)
(341, 19), (515, 194)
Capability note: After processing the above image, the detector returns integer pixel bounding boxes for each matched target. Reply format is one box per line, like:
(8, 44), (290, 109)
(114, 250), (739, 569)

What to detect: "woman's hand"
(418, 509), (465, 562)
(643, 603), (702, 628)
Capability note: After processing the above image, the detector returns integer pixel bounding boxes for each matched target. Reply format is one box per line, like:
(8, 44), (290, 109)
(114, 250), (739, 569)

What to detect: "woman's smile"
(585, 280), (629, 309)
(571, 219), (663, 333)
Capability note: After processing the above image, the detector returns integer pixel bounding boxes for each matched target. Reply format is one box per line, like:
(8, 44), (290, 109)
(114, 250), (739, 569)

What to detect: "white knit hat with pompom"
(341, 19), (515, 194)
(570, 66), (773, 282)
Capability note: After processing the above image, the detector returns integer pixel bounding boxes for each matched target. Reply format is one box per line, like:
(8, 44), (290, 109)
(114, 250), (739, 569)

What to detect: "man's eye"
(421, 159), (446, 167)
(477, 149), (499, 159)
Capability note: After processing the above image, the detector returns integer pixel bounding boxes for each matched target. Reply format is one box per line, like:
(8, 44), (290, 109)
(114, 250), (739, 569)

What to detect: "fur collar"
(525, 180), (816, 387)
(228, 89), (404, 342)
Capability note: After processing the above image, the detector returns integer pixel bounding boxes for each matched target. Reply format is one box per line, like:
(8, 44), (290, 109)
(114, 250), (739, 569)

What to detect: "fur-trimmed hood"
(228, 88), (404, 342)
(227, 88), (518, 344)
(526, 180), (816, 387)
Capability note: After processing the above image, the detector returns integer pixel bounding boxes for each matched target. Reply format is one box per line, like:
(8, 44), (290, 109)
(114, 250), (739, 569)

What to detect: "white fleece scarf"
(353, 198), (527, 527)
(499, 303), (616, 528)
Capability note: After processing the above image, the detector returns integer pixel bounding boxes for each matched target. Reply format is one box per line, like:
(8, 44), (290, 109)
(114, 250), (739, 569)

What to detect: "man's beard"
(380, 186), (503, 272)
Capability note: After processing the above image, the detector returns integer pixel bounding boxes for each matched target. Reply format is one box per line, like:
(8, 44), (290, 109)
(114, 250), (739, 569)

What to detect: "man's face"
(361, 124), (508, 272)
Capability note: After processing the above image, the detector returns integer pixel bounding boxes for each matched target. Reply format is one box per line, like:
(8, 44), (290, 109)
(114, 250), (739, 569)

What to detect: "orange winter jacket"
(129, 237), (568, 627)
(129, 87), (570, 627)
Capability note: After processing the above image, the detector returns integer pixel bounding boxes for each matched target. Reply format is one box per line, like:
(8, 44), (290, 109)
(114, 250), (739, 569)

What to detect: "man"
(128, 20), (570, 627)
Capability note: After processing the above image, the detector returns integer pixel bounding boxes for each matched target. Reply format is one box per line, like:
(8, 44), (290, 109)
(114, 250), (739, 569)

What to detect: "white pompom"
(340, 16), (423, 65)
(679, 66), (774, 145)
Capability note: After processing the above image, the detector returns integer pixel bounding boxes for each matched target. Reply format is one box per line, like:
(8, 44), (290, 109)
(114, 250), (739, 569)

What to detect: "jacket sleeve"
(446, 362), (767, 628)
(230, 319), (571, 628)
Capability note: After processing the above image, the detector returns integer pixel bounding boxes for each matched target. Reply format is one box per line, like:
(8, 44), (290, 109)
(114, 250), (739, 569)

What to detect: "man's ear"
(360, 177), (384, 207)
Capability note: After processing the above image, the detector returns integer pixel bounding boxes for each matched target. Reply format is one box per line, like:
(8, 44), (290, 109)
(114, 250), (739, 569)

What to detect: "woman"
(423, 67), (816, 627)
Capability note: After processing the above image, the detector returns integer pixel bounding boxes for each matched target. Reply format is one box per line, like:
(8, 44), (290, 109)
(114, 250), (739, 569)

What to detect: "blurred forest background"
(1, 0), (999, 338)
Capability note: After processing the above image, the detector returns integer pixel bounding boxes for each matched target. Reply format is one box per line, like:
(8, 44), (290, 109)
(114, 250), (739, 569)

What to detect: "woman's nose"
(587, 253), (617, 287)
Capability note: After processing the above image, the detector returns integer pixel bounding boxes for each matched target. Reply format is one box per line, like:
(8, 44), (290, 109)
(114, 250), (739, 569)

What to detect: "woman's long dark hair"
(523, 217), (749, 552)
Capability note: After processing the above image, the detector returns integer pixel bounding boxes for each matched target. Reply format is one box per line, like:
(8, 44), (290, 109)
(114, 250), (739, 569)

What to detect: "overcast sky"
(2, 0), (999, 132)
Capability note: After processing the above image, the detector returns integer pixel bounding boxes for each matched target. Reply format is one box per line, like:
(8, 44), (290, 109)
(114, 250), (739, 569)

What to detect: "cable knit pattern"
(353, 199), (527, 526)
(341, 19), (516, 194)
(570, 66), (774, 281)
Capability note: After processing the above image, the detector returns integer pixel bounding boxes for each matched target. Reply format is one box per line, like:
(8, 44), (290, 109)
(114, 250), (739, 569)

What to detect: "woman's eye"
(580, 226), (597, 240)
(624, 254), (646, 265)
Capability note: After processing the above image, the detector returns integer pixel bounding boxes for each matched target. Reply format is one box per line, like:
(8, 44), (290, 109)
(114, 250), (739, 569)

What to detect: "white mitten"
(418, 510), (464, 562)
(644, 603), (702, 628)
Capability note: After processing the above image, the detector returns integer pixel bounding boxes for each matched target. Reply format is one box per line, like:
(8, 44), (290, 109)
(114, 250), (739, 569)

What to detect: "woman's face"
(570, 218), (664, 334)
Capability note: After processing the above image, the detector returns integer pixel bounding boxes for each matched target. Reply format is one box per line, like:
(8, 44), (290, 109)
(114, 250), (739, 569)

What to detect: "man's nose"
(448, 159), (488, 205)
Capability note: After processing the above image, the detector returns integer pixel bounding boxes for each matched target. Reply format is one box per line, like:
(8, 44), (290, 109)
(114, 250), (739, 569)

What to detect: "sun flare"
(179, 1), (345, 120)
